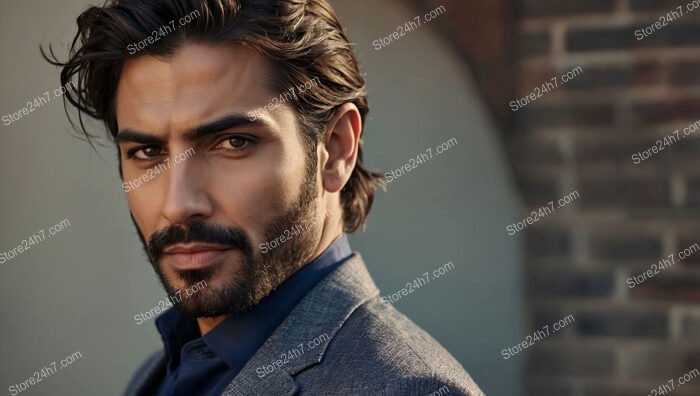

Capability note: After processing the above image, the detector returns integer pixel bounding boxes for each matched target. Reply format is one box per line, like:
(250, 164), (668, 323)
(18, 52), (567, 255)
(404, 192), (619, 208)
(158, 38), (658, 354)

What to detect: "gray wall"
(0, 1), (522, 395)
(330, 1), (523, 394)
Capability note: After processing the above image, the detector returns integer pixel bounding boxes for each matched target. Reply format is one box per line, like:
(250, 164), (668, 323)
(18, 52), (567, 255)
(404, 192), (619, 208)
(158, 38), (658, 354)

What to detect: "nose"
(161, 151), (213, 225)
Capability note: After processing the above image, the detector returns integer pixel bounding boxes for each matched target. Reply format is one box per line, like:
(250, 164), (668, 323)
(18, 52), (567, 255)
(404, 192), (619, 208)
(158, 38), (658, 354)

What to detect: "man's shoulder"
(124, 255), (484, 395)
(295, 297), (484, 395)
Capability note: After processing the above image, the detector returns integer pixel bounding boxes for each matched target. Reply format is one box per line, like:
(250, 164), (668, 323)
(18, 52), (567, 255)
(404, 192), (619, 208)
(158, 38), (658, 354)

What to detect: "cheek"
(124, 184), (163, 236)
(211, 151), (308, 236)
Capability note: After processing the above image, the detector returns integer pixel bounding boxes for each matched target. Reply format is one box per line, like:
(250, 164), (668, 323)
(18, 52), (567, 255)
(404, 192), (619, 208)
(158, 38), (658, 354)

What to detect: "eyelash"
(126, 146), (163, 160)
(125, 135), (254, 160)
(212, 135), (254, 152)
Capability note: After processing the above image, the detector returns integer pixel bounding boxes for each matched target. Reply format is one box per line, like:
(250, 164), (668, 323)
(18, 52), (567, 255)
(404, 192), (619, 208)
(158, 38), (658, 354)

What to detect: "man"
(45, 0), (483, 394)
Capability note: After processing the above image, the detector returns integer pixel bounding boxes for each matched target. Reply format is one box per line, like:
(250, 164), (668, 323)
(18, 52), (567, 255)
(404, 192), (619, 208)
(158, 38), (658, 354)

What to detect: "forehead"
(115, 43), (281, 135)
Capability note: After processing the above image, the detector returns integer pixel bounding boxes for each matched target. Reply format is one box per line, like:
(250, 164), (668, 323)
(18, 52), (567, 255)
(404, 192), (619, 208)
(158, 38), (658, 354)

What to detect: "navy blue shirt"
(154, 234), (352, 396)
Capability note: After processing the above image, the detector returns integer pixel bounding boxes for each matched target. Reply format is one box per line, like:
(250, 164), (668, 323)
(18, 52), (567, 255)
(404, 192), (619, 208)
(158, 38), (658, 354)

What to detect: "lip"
(163, 243), (233, 271)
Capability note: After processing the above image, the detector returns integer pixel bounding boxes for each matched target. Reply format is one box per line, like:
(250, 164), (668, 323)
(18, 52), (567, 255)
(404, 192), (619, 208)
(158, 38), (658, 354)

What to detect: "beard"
(130, 155), (321, 318)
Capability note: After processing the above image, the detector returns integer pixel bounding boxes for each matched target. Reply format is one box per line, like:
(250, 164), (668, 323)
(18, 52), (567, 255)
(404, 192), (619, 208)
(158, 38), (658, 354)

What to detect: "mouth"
(162, 243), (234, 271)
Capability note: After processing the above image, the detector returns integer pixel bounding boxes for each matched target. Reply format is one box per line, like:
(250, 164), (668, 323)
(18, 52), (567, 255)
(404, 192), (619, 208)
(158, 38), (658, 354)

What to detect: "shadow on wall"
(330, 0), (524, 395)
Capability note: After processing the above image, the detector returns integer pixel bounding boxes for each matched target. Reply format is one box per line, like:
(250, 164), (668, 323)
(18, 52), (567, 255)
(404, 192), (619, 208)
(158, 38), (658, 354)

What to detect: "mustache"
(147, 221), (253, 261)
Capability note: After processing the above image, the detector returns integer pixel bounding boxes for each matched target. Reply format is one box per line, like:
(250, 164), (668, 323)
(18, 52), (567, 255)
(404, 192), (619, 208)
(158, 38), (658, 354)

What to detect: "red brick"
(516, 63), (557, 97)
(518, 32), (551, 57)
(579, 178), (670, 209)
(516, 178), (562, 206)
(529, 270), (614, 298)
(680, 313), (700, 341)
(567, 24), (700, 52)
(574, 310), (668, 338)
(631, 97), (700, 125)
(564, 63), (662, 91)
(518, 0), (614, 18)
(670, 61), (700, 86)
(525, 228), (571, 257)
(626, 347), (700, 379)
(527, 346), (615, 377)
(676, 237), (700, 265)
(516, 103), (615, 130)
(630, 273), (700, 302)
(631, 0), (696, 12)
(589, 235), (663, 260)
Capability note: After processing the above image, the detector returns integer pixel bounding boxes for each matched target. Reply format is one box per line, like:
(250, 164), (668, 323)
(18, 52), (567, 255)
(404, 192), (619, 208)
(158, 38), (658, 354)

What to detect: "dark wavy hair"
(43, 0), (384, 232)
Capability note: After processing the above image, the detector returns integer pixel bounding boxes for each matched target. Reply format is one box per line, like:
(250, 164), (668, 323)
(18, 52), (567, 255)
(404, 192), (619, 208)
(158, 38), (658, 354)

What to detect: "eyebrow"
(115, 113), (271, 145)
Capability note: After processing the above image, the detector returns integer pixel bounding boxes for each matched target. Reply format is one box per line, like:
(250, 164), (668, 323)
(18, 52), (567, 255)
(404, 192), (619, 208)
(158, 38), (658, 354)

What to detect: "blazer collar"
(126, 253), (378, 396)
(220, 253), (379, 395)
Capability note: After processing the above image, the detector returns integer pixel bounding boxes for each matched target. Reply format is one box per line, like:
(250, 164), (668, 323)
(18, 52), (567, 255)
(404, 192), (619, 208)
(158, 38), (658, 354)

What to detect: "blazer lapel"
(221, 253), (379, 395)
(123, 350), (166, 396)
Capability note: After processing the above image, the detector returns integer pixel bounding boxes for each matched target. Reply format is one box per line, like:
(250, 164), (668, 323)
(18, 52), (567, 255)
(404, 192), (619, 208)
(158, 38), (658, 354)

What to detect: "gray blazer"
(125, 254), (484, 395)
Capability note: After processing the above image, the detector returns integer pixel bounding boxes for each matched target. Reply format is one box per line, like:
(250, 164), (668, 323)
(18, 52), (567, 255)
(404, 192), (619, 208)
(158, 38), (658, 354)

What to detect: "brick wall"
(515, 0), (700, 394)
(412, 0), (700, 394)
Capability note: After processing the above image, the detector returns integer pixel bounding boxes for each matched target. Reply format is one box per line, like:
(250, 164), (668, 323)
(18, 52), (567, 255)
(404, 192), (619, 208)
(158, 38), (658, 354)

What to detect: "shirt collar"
(155, 233), (352, 372)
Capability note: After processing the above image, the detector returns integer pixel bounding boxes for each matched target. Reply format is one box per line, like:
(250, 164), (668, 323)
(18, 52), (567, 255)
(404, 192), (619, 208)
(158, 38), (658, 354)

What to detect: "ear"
(319, 103), (362, 193)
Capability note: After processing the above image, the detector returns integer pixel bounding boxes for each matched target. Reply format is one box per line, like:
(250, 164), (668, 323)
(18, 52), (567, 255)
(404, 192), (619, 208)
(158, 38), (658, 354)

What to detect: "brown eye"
(229, 137), (247, 148)
(215, 136), (252, 151)
(133, 146), (163, 159)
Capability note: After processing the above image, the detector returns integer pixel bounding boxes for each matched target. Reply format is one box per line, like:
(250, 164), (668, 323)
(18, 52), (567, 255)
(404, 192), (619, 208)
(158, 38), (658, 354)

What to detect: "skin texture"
(115, 43), (362, 335)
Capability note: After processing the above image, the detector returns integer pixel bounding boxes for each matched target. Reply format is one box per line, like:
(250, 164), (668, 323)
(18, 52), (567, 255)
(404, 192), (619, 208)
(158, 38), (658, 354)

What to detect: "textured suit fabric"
(125, 254), (484, 396)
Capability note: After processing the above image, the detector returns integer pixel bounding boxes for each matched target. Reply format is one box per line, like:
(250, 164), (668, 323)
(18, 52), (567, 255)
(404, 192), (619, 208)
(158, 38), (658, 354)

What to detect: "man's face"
(115, 43), (322, 317)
